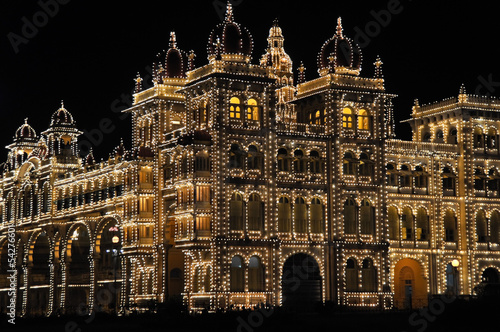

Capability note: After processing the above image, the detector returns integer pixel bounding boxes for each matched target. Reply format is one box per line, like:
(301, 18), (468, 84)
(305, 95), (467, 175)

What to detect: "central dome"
(207, 2), (253, 62)
(318, 17), (362, 76)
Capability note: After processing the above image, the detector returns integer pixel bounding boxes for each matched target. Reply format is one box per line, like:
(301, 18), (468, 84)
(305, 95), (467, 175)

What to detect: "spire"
(60, 100), (65, 109)
(458, 83), (468, 103)
(225, 1), (233, 22)
(459, 83), (466, 95)
(273, 17), (279, 27)
(134, 72), (143, 93)
(336, 17), (343, 38)
(374, 55), (383, 79)
(188, 50), (196, 71)
(169, 31), (177, 49)
(297, 61), (306, 84)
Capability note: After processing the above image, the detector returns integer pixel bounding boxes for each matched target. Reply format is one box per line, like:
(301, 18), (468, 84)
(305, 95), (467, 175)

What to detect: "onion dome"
(14, 118), (37, 143)
(50, 102), (75, 127)
(164, 32), (188, 79)
(207, 2), (253, 63)
(318, 17), (362, 76)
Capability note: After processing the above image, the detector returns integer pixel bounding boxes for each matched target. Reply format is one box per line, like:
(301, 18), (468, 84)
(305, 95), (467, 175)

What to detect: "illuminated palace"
(1, 4), (500, 315)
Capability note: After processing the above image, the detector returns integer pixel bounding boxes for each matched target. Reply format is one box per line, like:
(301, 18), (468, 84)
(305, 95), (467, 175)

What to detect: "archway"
(66, 225), (91, 313)
(95, 219), (122, 313)
(28, 233), (50, 316)
(281, 253), (321, 312)
(394, 258), (428, 309)
(481, 267), (499, 284)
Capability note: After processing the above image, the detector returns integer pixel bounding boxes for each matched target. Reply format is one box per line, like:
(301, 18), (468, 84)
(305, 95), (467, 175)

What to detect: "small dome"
(318, 18), (362, 76)
(207, 2), (253, 62)
(14, 118), (37, 141)
(164, 32), (188, 79)
(50, 102), (75, 126)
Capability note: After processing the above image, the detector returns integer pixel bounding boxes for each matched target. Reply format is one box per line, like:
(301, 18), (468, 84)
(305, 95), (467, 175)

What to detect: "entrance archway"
(28, 233), (51, 316)
(394, 258), (428, 309)
(66, 225), (91, 313)
(281, 253), (321, 311)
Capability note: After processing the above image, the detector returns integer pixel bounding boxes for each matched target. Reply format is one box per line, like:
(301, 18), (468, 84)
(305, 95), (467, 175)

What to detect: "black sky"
(1, 0), (499, 160)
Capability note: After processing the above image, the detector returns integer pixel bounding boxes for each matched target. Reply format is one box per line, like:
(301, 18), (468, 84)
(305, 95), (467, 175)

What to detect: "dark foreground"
(1, 297), (498, 332)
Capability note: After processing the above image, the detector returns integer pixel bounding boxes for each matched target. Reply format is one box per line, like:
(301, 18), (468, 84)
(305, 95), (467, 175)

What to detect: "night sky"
(0, 0), (499, 161)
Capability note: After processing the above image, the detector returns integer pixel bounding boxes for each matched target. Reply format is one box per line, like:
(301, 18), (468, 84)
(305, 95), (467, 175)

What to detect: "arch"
(248, 256), (264, 292)
(358, 109), (370, 130)
(416, 207), (429, 240)
(229, 192), (244, 231)
(247, 145), (261, 170)
(394, 258), (428, 309)
(229, 96), (242, 119)
(278, 196), (291, 232)
(310, 198), (324, 234)
(281, 253), (321, 311)
(343, 151), (357, 176)
(360, 198), (374, 235)
(293, 197), (307, 233)
(490, 210), (500, 243)
(293, 149), (306, 173)
(474, 127), (484, 148)
(361, 258), (377, 292)
(247, 193), (263, 231)
(277, 148), (289, 172)
(345, 258), (358, 291)
(344, 198), (357, 234)
(402, 207), (414, 240)
(230, 256), (244, 292)
(444, 209), (457, 242)
(434, 128), (444, 143)
(28, 232), (51, 316)
(342, 107), (354, 129)
(476, 209), (488, 242)
(246, 98), (259, 121)
(388, 206), (400, 240)
(481, 267), (500, 284)
(447, 127), (458, 144)
(309, 150), (321, 174)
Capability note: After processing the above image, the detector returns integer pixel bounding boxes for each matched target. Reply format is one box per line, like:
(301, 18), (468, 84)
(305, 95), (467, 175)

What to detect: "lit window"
(246, 98), (259, 121)
(342, 108), (353, 128)
(358, 109), (370, 130)
(230, 97), (241, 119)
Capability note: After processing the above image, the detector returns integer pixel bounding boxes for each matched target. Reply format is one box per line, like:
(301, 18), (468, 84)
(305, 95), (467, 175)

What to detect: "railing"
(386, 139), (459, 154)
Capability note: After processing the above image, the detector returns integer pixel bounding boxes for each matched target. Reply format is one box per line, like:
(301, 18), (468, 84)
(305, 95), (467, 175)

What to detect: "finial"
(24, 118), (28, 124)
(225, 1), (233, 22)
(459, 83), (466, 95)
(374, 55), (383, 79)
(297, 61), (306, 84)
(134, 72), (143, 93)
(188, 50), (196, 71)
(336, 17), (343, 38)
(273, 17), (279, 27)
(60, 100), (65, 109)
(169, 31), (177, 49)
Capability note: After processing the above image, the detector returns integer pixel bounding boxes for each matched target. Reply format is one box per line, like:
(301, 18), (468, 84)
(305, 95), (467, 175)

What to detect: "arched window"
(490, 211), (500, 243)
(309, 150), (321, 174)
(474, 127), (484, 149)
(195, 151), (210, 172)
(248, 256), (264, 291)
(343, 151), (357, 176)
(414, 166), (428, 189)
(230, 256), (244, 291)
(229, 97), (241, 119)
(448, 127), (458, 144)
(361, 258), (376, 292)
(278, 196), (291, 232)
(346, 258), (358, 291)
(474, 167), (487, 192)
(386, 163), (398, 186)
(434, 129), (444, 143)
(277, 148), (289, 172)
(388, 206), (399, 240)
(360, 199), (374, 235)
(399, 165), (412, 188)
(248, 193), (263, 231)
(416, 207), (429, 240)
(309, 109), (323, 125)
(476, 209), (487, 242)
(199, 100), (208, 125)
(402, 207), (413, 240)
(229, 193), (244, 231)
(442, 167), (456, 195)
(342, 108), (353, 129)
(488, 168), (500, 197)
(204, 266), (212, 292)
(229, 144), (244, 169)
(358, 109), (370, 130)
(444, 210), (457, 242)
(247, 145), (261, 170)
(293, 150), (306, 173)
(294, 197), (307, 233)
(193, 266), (201, 293)
(422, 129), (431, 142)
(487, 128), (498, 149)
(359, 153), (373, 177)
(310, 198), (324, 233)
(344, 198), (357, 234)
(246, 98), (259, 121)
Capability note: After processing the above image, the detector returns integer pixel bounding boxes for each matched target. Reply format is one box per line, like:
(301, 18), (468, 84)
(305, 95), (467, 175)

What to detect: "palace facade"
(1, 4), (500, 315)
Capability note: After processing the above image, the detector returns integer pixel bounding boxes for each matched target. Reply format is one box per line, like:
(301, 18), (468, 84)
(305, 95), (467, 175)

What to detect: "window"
(358, 109), (370, 130)
(229, 97), (241, 119)
(388, 206), (399, 240)
(442, 167), (456, 195)
(310, 198), (323, 233)
(196, 186), (210, 203)
(248, 193), (263, 231)
(248, 256), (264, 292)
(230, 256), (244, 291)
(434, 129), (444, 143)
(360, 199), (374, 235)
(343, 151), (357, 176)
(386, 163), (398, 186)
(195, 151), (210, 172)
(293, 150), (306, 173)
(246, 98), (259, 121)
(229, 144), (244, 169)
(474, 127), (484, 148)
(294, 197), (307, 233)
(361, 258), (376, 292)
(309, 150), (321, 174)
(476, 210), (487, 242)
(230, 193), (244, 231)
(359, 153), (373, 177)
(416, 207), (429, 240)
(278, 196), (291, 232)
(474, 168), (487, 191)
(491, 211), (500, 243)
(414, 166), (428, 189)
(309, 109), (323, 125)
(346, 258), (358, 291)
(342, 108), (353, 129)
(448, 127), (458, 144)
(277, 148), (289, 172)
(399, 165), (412, 187)
(488, 128), (497, 149)
(344, 198), (357, 234)
(402, 207), (413, 240)
(247, 145), (261, 170)
(444, 210), (457, 242)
